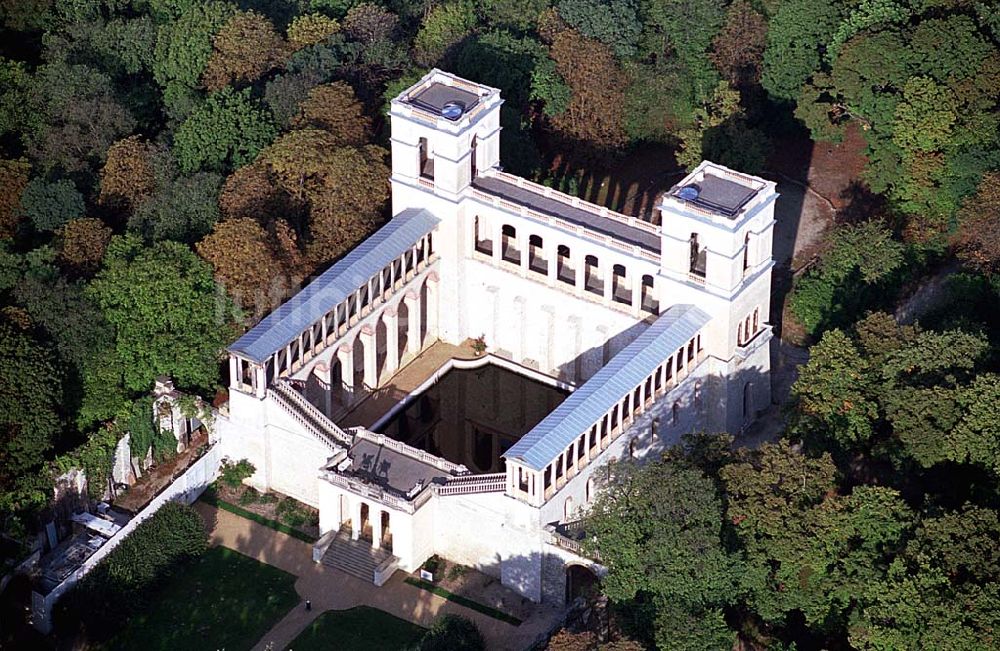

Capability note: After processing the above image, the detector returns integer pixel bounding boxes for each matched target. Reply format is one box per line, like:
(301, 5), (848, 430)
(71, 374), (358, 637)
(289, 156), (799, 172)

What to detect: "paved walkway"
(339, 339), (479, 429)
(194, 503), (559, 651)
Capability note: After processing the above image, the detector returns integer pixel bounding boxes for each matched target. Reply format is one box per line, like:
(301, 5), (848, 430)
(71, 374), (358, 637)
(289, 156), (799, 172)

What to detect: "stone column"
(337, 344), (354, 403)
(632, 273), (643, 316)
(229, 356), (240, 391)
(384, 306), (400, 376)
(371, 506), (383, 550)
(492, 222), (502, 264)
(405, 290), (422, 355)
(425, 272), (439, 340)
(546, 244), (557, 286)
(351, 499), (363, 541)
(603, 265), (614, 303)
(254, 365), (267, 399)
(360, 325), (377, 389)
(519, 234), (530, 277)
(575, 253), (585, 295)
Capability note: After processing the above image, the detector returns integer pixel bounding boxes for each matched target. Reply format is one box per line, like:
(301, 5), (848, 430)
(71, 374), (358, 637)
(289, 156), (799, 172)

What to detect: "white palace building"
(217, 70), (777, 604)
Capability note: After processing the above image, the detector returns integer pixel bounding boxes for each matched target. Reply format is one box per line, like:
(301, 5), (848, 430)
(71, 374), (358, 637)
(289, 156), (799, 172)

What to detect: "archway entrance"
(565, 564), (598, 604)
(375, 318), (388, 384)
(380, 511), (392, 551)
(352, 338), (365, 392)
(397, 299), (409, 361)
(359, 503), (371, 542)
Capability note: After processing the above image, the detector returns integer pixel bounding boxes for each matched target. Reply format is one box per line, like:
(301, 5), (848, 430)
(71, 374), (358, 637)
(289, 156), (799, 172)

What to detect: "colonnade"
(507, 330), (704, 506)
(472, 217), (659, 316)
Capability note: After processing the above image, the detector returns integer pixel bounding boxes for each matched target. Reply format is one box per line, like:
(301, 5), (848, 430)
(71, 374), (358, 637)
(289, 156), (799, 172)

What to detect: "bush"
(19, 177), (84, 232)
(275, 496), (315, 528)
(418, 614), (485, 651)
(64, 502), (208, 639)
(219, 458), (255, 489)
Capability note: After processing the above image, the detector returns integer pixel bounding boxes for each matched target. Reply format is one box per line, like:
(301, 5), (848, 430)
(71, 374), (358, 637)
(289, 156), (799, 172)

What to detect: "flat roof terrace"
(668, 162), (768, 218)
(472, 175), (661, 253)
(344, 437), (450, 495)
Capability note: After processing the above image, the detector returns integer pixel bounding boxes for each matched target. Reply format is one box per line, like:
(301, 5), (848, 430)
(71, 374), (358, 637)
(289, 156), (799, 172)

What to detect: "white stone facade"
(216, 69), (777, 605)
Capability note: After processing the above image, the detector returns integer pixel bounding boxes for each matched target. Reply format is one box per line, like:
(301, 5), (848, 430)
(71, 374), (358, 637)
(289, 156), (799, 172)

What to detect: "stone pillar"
(520, 234), (530, 277)
(337, 345), (354, 403)
(351, 499), (362, 541)
(360, 325), (377, 389)
(513, 295), (527, 362)
(229, 356), (239, 390)
(603, 265), (614, 303)
(546, 244), (557, 285)
(254, 365), (267, 399)
(425, 272), (439, 341)
(405, 290), (422, 355)
(575, 253), (585, 295)
(492, 222), (502, 264)
(384, 306), (400, 376)
(371, 506), (383, 550)
(632, 273), (643, 316)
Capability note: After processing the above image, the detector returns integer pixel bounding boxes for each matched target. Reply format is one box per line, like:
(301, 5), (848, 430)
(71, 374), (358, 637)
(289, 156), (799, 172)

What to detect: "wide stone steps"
(321, 530), (396, 583)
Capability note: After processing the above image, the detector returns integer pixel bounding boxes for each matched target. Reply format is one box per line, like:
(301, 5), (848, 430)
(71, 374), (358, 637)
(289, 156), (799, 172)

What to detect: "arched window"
(501, 225), (519, 264)
(564, 497), (574, 521)
(694, 381), (702, 409)
(753, 308), (759, 333)
(470, 134), (477, 178)
(474, 216), (491, 255)
(641, 274), (657, 314)
(556, 244), (573, 284)
(742, 232), (750, 274)
(689, 233), (706, 277)
(418, 137), (432, 179)
(528, 234), (545, 274)
(612, 264), (628, 304)
(672, 402), (680, 425)
(629, 438), (638, 458)
(586, 477), (595, 503)
(745, 316), (751, 340)
(737, 322), (743, 345)
(584, 255), (602, 296)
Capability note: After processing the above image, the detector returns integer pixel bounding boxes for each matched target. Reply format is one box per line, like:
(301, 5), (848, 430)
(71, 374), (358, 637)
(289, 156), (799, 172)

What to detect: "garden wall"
(30, 443), (223, 634)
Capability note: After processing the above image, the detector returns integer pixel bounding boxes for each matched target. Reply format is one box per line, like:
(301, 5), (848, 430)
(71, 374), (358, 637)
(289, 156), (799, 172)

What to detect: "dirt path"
(194, 503), (560, 651)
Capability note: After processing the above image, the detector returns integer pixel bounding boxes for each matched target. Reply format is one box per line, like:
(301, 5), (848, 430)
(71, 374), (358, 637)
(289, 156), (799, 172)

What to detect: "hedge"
(199, 486), (317, 543)
(404, 577), (523, 625)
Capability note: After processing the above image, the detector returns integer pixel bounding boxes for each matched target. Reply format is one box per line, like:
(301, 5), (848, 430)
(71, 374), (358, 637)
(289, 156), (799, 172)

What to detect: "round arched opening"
(565, 564), (598, 604)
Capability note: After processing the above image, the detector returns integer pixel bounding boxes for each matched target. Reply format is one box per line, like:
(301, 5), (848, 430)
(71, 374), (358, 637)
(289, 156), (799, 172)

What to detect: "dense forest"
(1, 0), (999, 648)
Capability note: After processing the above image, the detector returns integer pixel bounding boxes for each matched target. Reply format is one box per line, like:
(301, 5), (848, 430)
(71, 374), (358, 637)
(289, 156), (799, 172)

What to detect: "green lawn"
(104, 546), (299, 651)
(288, 606), (426, 651)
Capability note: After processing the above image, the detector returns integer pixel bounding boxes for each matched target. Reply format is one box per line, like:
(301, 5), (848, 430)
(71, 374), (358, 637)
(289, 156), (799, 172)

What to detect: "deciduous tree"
(57, 218), (112, 276)
(413, 1), (477, 66)
(98, 136), (162, 216)
(548, 30), (628, 154)
(953, 172), (1000, 277)
(286, 12), (340, 50)
(152, 1), (236, 90)
(172, 87), (277, 174)
(19, 177), (85, 232)
(291, 82), (371, 146)
(710, 0), (767, 85)
(196, 217), (293, 318)
(87, 235), (235, 393)
(556, 0), (640, 58)
(0, 159), (30, 239)
(201, 10), (289, 91)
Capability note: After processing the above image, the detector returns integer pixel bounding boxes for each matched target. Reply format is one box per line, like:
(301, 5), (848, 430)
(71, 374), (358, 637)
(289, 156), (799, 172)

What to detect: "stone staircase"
(320, 529), (398, 584)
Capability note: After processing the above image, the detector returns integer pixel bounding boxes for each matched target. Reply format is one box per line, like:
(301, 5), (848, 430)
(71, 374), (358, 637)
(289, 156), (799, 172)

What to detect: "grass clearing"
(288, 606), (426, 651)
(103, 546), (299, 651)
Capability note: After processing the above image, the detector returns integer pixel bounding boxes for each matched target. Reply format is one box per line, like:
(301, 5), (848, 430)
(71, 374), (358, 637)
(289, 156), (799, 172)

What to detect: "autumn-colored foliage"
(196, 217), (299, 318)
(58, 218), (113, 276)
(711, 0), (768, 85)
(218, 161), (302, 224)
(291, 82), (371, 146)
(202, 11), (289, 92)
(286, 13), (340, 50)
(342, 3), (398, 44)
(0, 158), (30, 239)
(98, 136), (160, 215)
(548, 30), (628, 153)
(954, 172), (1000, 276)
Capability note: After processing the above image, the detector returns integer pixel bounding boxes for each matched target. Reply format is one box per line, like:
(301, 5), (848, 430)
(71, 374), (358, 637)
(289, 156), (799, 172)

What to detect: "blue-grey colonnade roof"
(229, 208), (440, 364)
(502, 304), (712, 472)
